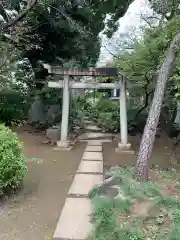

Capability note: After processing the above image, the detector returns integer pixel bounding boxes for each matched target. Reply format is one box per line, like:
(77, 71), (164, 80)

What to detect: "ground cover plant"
(89, 167), (180, 240)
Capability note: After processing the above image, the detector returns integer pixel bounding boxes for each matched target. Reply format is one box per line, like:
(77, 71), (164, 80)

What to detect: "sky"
(98, 0), (154, 66)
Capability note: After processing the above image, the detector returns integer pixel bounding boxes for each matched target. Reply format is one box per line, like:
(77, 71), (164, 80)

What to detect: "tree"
(0, 0), (134, 90)
(136, 32), (180, 181)
(149, 0), (180, 20)
(0, 0), (37, 31)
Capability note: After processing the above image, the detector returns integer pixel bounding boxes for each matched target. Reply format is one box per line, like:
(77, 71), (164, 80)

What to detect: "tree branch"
(0, 0), (37, 31)
(129, 69), (154, 125)
(140, 14), (155, 29)
(0, 4), (10, 22)
(103, 44), (120, 60)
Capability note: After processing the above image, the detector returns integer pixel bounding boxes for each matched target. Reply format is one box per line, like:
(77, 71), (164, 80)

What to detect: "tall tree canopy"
(1, 0), (133, 72)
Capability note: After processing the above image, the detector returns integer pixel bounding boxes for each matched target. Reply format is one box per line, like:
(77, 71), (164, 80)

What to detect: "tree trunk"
(136, 33), (180, 182)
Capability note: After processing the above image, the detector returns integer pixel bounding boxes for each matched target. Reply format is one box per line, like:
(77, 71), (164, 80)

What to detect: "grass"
(89, 167), (180, 240)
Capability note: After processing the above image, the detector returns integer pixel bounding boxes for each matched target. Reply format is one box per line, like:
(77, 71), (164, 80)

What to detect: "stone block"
(28, 98), (46, 123)
(77, 161), (103, 174)
(85, 125), (101, 131)
(78, 132), (112, 140)
(57, 140), (70, 148)
(53, 198), (92, 240)
(87, 140), (102, 145)
(85, 145), (102, 152)
(82, 152), (103, 161)
(79, 139), (112, 144)
(46, 126), (61, 143)
(115, 142), (135, 154)
(69, 174), (103, 196)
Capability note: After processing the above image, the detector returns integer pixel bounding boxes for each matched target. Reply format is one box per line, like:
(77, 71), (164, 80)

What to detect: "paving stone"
(53, 198), (92, 240)
(82, 151), (103, 161)
(77, 161), (103, 174)
(78, 132), (113, 140)
(69, 174), (103, 196)
(85, 125), (101, 131)
(85, 145), (102, 152)
(87, 140), (102, 145)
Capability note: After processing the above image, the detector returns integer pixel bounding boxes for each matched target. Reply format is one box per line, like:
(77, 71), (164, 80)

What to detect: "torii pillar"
(116, 76), (133, 153)
(57, 75), (71, 148)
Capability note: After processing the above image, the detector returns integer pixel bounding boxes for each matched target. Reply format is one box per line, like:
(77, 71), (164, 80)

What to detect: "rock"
(46, 125), (61, 144)
(42, 139), (51, 145)
(46, 104), (61, 125)
(28, 97), (46, 124)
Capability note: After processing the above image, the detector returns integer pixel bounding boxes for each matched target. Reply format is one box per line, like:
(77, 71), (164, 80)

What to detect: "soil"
(0, 128), (85, 240)
(132, 201), (154, 217)
(103, 134), (179, 170)
(1, 124), (180, 239)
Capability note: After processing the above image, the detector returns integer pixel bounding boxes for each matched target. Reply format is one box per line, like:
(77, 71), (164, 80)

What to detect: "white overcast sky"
(98, 0), (154, 66)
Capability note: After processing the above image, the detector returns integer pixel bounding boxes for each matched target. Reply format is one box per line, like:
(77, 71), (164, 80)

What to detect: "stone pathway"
(53, 121), (112, 240)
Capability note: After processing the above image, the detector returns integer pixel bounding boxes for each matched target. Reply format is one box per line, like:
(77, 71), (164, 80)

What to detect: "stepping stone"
(69, 174), (103, 196)
(78, 132), (113, 140)
(85, 125), (101, 131)
(85, 145), (102, 152)
(77, 161), (103, 174)
(82, 151), (103, 161)
(87, 140), (102, 145)
(53, 198), (92, 240)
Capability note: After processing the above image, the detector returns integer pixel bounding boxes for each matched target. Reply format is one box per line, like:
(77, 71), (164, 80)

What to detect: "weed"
(174, 183), (180, 189)
(168, 227), (180, 240)
(118, 228), (144, 240)
(89, 185), (100, 199)
(109, 167), (161, 200)
(159, 169), (178, 181)
(89, 167), (180, 240)
(90, 197), (132, 240)
(155, 195), (180, 209)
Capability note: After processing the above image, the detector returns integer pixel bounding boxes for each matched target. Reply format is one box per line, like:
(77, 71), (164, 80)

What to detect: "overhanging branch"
(0, 0), (37, 31)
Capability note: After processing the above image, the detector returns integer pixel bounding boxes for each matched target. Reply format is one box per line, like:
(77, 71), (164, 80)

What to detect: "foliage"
(0, 39), (18, 88)
(149, 0), (180, 19)
(1, 0), (134, 79)
(0, 0), (134, 129)
(0, 90), (31, 125)
(69, 96), (91, 132)
(0, 124), (27, 196)
(110, 167), (161, 199)
(99, 12), (180, 135)
(90, 197), (133, 240)
(89, 167), (180, 240)
(87, 97), (147, 133)
(89, 99), (120, 132)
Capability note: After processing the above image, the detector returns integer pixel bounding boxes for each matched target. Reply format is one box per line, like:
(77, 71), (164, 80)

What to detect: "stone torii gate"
(44, 64), (131, 151)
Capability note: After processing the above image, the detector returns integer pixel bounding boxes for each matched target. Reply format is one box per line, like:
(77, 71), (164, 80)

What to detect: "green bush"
(0, 124), (27, 196)
(88, 98), (147, 134)
(0, 90), (31, 125)
(90, 99), (120, 132)
(68, 96), (94, 131)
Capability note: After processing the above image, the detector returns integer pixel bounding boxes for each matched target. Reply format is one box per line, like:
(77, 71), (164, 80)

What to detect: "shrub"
(69, 97), (92, 132)
(90, 99), (120, 132)
(88, 98), (147, 134)
(0, 124), (27, 196)
(0, 90), (31, 125)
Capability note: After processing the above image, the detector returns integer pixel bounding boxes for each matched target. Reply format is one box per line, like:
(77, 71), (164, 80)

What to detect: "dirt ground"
(103, 134), (179, 170)
(0, 126), (179, 240)
(0, 129), (85, 240)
